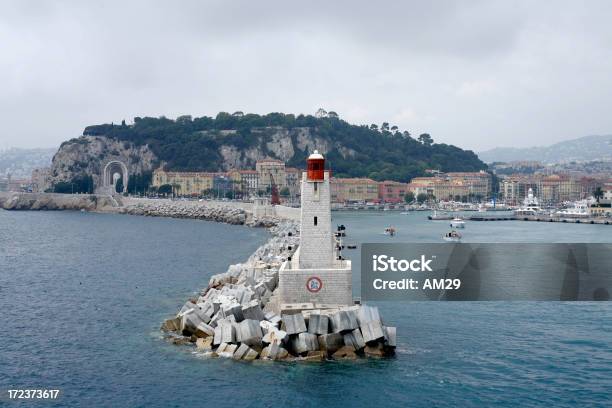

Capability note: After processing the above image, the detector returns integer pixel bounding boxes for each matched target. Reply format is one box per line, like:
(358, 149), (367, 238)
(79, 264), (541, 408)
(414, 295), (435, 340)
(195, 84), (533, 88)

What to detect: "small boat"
(450, 217), (465, 228)
(428, 210), (453, 220)
(384, 226), (397, 236)
(443, 230), (462, 242)
(400, 211), (410, 215)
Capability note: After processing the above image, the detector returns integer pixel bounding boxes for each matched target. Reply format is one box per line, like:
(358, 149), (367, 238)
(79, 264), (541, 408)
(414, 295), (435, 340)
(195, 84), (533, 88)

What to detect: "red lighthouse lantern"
(307, 150), (325, 181)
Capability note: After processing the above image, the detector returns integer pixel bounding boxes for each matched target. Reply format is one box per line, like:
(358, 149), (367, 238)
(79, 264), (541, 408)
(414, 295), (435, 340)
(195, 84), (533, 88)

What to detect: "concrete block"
(182, 312), (204, 333)
(213, 326), (222, 345)
(209, 307), (228, 327)
(218, 343), (237, 358)
(293, 333), (320, 354)
(242, 301), (265, 321)
(237, 319), (263, 346)
(307, 314), (329, 335)
(361, 320), (384, 343)
(196, 337), (213, 351)
(282, 313), (307, 335)
(383, 326), (397, 347)
(254, 282), (269, 298)
(357, 305), (381, 326)
(302, 350), (325, 361)
(264, 312), (282, 326)
(364, 343), (385, 357)
(260, 320), (276, 333)
(196, 301), (216, 318)
(178, 301), (196, 316)
(318, 333), (344, 354)
(233, 343), (250, 360)
(343, 328), (366, 350)
(243, 348), (259, 360)
(223, 303), (245, 322)
(330, 311), (358, 333)
(262, 328), (288, 344)
(219, 321), (236, 343)
(161, 317), (181, 332)
(267, 342), (289, 360)
(194, 322), (215, 338)
(263, 276), (276, 291)
(332, 345), (357, 360)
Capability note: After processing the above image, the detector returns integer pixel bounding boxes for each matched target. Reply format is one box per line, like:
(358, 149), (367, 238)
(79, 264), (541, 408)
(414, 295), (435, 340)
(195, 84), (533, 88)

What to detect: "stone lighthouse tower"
(298, 150), (333, 269)
(278, 150), (353, 306)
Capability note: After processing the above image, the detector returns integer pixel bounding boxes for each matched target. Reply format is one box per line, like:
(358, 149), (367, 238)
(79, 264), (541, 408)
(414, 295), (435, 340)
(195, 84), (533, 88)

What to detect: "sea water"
(0, 210), (610, 407)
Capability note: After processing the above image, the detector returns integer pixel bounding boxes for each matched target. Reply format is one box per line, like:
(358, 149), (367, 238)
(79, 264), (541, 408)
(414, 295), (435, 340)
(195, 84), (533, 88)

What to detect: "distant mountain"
(478, 135), (612, 164)
(0, 147), (56, 179)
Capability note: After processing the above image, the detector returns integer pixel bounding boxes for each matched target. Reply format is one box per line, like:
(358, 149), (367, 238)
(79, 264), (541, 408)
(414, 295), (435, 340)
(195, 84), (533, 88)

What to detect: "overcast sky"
(2, 0), (612, 151)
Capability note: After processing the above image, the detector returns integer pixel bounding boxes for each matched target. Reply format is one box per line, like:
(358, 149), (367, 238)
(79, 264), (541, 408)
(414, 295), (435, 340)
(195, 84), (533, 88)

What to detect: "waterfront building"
(285, 167), (302, 198)
(538, 174), (581, 204)
(445, 171), (492, 199)
(378, 180), (410, 203)
(239, 170), (259, 195)
(589, 181), (612, 217)
(256, 158), (286, 191)
(278, 151), (352, 306)
(499, 175), (539, 205)
(409, 171), (491, 201)
(152, 169), (215, 196)
(405, 182), (433, 198)
(330, 177), (379, 203)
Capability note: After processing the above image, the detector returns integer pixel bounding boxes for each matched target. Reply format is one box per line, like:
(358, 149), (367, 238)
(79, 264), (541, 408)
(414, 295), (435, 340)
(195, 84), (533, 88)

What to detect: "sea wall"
(0, 192), (300, 225)
(0, 192), (120, 212)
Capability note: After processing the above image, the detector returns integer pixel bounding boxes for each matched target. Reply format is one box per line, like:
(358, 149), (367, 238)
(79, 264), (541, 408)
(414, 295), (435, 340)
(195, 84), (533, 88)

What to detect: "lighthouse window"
(314, 216), (318, 226)
(314, 183), (318, 192)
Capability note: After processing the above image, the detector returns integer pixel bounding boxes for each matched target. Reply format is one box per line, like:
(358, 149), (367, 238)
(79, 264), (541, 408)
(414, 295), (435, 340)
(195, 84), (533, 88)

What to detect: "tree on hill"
(82, 112), (486, 183)
(418, 133), (433, 146)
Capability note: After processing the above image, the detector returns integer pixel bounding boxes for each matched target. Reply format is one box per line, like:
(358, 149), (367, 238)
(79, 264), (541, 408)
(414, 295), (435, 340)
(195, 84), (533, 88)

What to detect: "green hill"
(82, 112), (486, 182)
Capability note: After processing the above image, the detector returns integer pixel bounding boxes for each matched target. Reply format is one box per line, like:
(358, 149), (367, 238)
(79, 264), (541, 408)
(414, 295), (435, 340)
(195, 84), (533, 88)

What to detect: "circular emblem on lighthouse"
(306, 276), (323, 293)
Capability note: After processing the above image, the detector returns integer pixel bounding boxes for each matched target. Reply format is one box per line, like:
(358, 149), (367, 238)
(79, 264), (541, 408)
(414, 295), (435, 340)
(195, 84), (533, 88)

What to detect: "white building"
(278, 151), (353, 306)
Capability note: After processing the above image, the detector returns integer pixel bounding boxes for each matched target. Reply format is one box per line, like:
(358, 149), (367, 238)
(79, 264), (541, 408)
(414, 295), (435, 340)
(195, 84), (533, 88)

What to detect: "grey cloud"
(1, 0), (612, 152)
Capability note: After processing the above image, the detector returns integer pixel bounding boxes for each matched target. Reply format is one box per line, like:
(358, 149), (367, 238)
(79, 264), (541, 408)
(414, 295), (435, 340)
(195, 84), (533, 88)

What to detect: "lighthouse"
(278, 150), (353, 307)
(298, 150), (334, 269)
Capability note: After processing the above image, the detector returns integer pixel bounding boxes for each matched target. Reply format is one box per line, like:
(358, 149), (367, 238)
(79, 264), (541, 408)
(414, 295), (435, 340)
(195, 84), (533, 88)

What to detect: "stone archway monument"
(100, 160), (129, 194)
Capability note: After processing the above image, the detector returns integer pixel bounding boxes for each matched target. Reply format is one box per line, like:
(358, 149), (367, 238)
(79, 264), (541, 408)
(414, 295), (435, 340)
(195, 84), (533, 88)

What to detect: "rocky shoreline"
(162, 220), (397, 362)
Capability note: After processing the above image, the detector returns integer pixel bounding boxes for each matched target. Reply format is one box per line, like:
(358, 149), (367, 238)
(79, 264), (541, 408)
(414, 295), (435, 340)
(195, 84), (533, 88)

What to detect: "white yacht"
(554, 199), (591, 218)
(514, 188), (543, 216)
(450, 217), (466, 228)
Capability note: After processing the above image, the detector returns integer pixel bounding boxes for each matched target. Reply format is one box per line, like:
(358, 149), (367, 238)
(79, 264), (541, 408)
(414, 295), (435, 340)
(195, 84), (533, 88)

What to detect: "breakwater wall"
(468, 214), (611, 225)
(0, 192), (300, 225)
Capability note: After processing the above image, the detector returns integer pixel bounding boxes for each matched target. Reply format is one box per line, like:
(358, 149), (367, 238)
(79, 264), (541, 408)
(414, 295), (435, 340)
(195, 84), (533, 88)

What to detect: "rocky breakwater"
(119, 199), (281, 227)
(161, 221), (397, 362)
(0, 192), (120, 212)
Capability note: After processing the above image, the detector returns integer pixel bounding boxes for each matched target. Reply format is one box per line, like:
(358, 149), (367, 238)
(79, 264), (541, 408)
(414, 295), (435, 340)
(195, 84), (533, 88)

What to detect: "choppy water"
(1, 209), (611, 407)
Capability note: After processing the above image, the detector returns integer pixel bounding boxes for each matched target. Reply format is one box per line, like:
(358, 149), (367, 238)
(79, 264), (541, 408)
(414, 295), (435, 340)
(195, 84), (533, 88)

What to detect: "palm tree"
(593, 187), (604, 203)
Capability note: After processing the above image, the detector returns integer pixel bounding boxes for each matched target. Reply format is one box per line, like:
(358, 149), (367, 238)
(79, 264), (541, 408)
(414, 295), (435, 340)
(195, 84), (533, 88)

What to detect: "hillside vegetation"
(82, 112), (486, 182)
